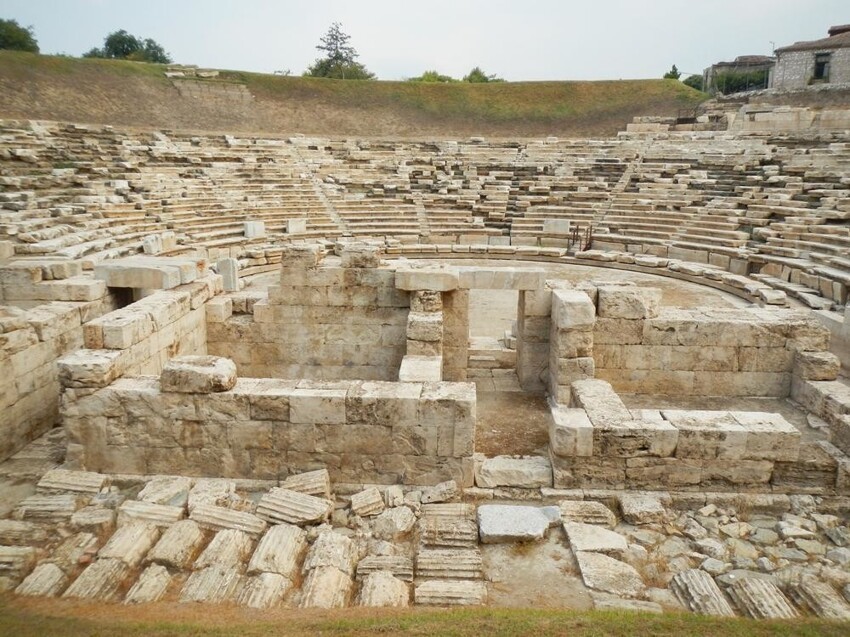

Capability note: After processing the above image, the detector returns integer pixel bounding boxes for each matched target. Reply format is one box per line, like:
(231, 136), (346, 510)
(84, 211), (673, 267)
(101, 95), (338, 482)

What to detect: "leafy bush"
(463, 66), (504, 83)
(711, 69), (769, 94)
(84, 29), (171, 63)
(663, 64), (681, 80)
(0, 18), (38, 53)
(683, 74), (703, 91)
(407, 70), (457, 82)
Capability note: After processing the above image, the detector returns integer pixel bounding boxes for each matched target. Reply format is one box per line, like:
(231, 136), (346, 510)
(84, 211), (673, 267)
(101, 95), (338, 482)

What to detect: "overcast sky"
(3, 0), (848, 80)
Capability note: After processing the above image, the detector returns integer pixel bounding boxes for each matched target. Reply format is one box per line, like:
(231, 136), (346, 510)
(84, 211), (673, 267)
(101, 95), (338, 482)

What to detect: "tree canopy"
(663, 64), (681, 80)
(463, 66), (504, 83)
(304, 22), (374, 80)
(0, 18), (38, 53)
(683, 74), (704, 91)
(407, 70), (457, 83)
(84, 29), (171, 63)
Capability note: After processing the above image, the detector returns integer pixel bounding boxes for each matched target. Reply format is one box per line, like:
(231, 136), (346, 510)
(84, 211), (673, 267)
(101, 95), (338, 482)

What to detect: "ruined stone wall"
(208, 245), (410, 381)
(61, 367), (475, 486)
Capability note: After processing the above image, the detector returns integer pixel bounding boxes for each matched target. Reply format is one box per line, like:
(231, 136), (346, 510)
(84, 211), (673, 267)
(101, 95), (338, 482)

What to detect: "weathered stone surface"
(414, 579), (487, 605)
(670, 569), (736, 617)
(619, 494), (666, 525)
(138, 476), (192, 507)
(117, 500), (185, 528)
(15, 562), (68, 597)
(559, 500), (617, 528)
(187, 479), (235, 511)
(416, 548), (483, 579)
(421, 502), (476, 519)
(478, 505), (553, 544)
(727, 577), (798, 619)
(124, 564), (171, 604)
(597, 286), (661, 320)
(147, 519), (206, 569)
(50, 532), (98, 572)
(190, 503), (267, 536)
(0, 520), (49, 545)
(591, 592), (663, 613)
(576, 551), (645, 598)
(194, 529), (253, 570)
(15, 494), (81, 521)
(98, 522), (160, 567)
(303, 530), (358, 576)
(299, 566), (353, 608)
(551, 289), (595, 329)
(550, 407), (594, 456)
(238, 572), (291, 609)
(71, 506), (116, 534)
(248, 523), (307, 579)
(475, 455), (552, 488)
(565, 522), (628, 555)
(372, 507), (416, 540)
(180, 564), (242, 603)
(356, 555), (414, 582)
(63, 558), (129, 601)
(419, 516), (478, 548)
(256, 488), (333, 526)
(160, 355), (237, 393)
(795, 351), (840, 381)
(789, 576), (850, 620)
(37, 469), (108, 495)
(0, 546), (36, 587)
(570, 379), (632, 427)
(357, 571), (409, 607)
(350, 487), (385, 517)
(281, 469), (331, 498)
(421, 480), (458, 504)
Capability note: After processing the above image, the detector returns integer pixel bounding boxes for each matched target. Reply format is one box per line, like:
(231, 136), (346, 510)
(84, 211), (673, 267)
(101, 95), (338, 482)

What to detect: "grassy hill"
(0, 51), (707, 137)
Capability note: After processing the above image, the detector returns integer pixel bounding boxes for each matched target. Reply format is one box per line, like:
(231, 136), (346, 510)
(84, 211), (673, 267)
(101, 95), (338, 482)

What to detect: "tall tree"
(304, 22), (374, 80)
(0, 18), (39, 53)
(663, 64), (681, 80)
(84, 29), (171, 63)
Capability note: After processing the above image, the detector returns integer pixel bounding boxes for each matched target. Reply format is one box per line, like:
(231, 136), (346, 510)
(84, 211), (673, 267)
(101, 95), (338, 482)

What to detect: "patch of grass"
(1, 597), (848, 637)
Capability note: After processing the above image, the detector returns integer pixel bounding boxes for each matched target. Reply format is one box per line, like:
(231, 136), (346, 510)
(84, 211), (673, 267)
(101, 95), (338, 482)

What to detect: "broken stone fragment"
(160, 355), (237, 393)
(357, 571), (409, 607)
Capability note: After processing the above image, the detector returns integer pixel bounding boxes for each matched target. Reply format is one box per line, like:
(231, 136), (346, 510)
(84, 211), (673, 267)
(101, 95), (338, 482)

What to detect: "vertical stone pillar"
(217, 257), (240, 292)
(549, 289), (596, 404)
(516, 289), (552, 392)
(442, 289), (469, 381)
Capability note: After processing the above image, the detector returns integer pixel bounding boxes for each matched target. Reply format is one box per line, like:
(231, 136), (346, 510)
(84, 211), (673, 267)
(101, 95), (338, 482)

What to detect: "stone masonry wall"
(773, 48), (850, 90)
(62, 369), (476, 486)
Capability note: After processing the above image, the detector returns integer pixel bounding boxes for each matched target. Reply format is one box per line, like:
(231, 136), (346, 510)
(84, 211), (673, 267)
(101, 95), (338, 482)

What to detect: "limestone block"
(180, 564), (242, 603)
(789, 576), (850, 620)
(138, 476), (192, 507)
(98, 522), (160, 568)
(395, 268), (458, 292)
(238, 572), (291, 609)
(618, 494), (666, 525)
(593, 419), (679, 459)
(543, 219), (571, 235)
(94, 258), (195, 290)
(727, 577), (798, 619)
(147, 520), (206, 569)
(372, 507), (416, 540)
(558, 500), (616, 528)
(416, 548), (483, 579)
(358, 571), (409, 607)
(281, 469), (331, 499)
(285, 218), (307, 234)
(57, 350), (122, 388)
(289, 387), (346, 424)
(0, 520), (49, 545)
(575, 551), (645, 598)
(407, 311), (443, 342)
(414, 579), (487, 605)
(570, 379), (632, 427)
(217, 258), (239, 292)
(160, 355), (237, 393)
(244, 220), (266, 239)
(299, 565), (353, 608)
(15, 494), (83, 521)
(187, 479), (235, 511)
(189, 503), (267, 536)
(419, 514), (478, 548)
(357, 555), (414, 581)
(37, 469), (108, 495)
(15, 563), (68, 597)
(794, 351), (840, 381)
(117, 500), (185, 528)
(248, 523), (307, 579)
(63, 558), (129, 601)
(194, 529), (254, 570)
(124, 564), (171, 604)
(475, 455), (552, 488)
(50, 533), (98, 573)
(551, 289), (595, 330)
(399, 355), (442, 382)
(565, 522), (628, 554)
(142, 235), (163, 255)
(597, 286), (661, 319)
(550, 407), (593, 457)
(478, 505), (554, 543)
(304, 531), (358, 575)
(421, 480), (459, 504)
(256, 488), (333, 526)
(411, 290), (442, 312)
(730, 411), (800, 461)
(205, 296), (233, 323)
(339, 243), (381, 268)
(0, 546), (36, 585)
(670, 569), (735, 616)
(663, 410), (748, 460)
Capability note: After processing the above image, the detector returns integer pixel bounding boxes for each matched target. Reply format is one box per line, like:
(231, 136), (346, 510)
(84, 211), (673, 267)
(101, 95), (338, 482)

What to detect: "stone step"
(414, 579), (487, 606)
(415, 548), (483, 580)
(37, 469), (108, 495)
(98, 522), (160, 568)
(146, 519), (206, 569)
(670, 569), (736, 617)
(194, 529), (254, 570)
(237, 572), (291, 609)
(727, 577), (798, 620)
(63, 558), (129, 601)
(189, 503), (267, 536)
(180, 564), (243, 603)
(124, 564), (171, 604)
(789, 576), (850, 620)
(15, 562), (68, 597)
(247, 523), (307, 579)
(256, 488), (333, 526)
(356, 555), (414, 582)
(117, 500), (185, 528)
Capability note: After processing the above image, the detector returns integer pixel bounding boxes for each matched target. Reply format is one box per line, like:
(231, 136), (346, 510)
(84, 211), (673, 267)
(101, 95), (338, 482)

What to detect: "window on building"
(814, 53), (831, 81)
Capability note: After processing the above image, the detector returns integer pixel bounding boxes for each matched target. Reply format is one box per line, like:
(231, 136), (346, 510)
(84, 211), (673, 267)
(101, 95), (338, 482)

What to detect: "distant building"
(703, 55), (775, 95)
(771, 24), (850, 89)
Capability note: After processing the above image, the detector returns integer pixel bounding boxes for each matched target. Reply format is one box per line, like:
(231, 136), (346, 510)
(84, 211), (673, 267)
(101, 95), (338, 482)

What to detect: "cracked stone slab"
(618, 493), (666, 525)
(37, 469), (109, 495)
(117, 500), (185, 528)
(137, 476), (192, 507)
(727, 577), (798, 620)
(190, 503), (267, 536)
(564, 522), (628, 555)
(475, 455), (552, 488)
(559, 500), (617, 528)
(789, 576), (850, 620)
(181, 564), (242, 604)
(575, 551), (645, 598)
(372, 507), (416, 540)
(281, 469), (331, 498)
(477, 505), (554, 544)
(303, 530), (358, 576)
(350, 487), (385, 517)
